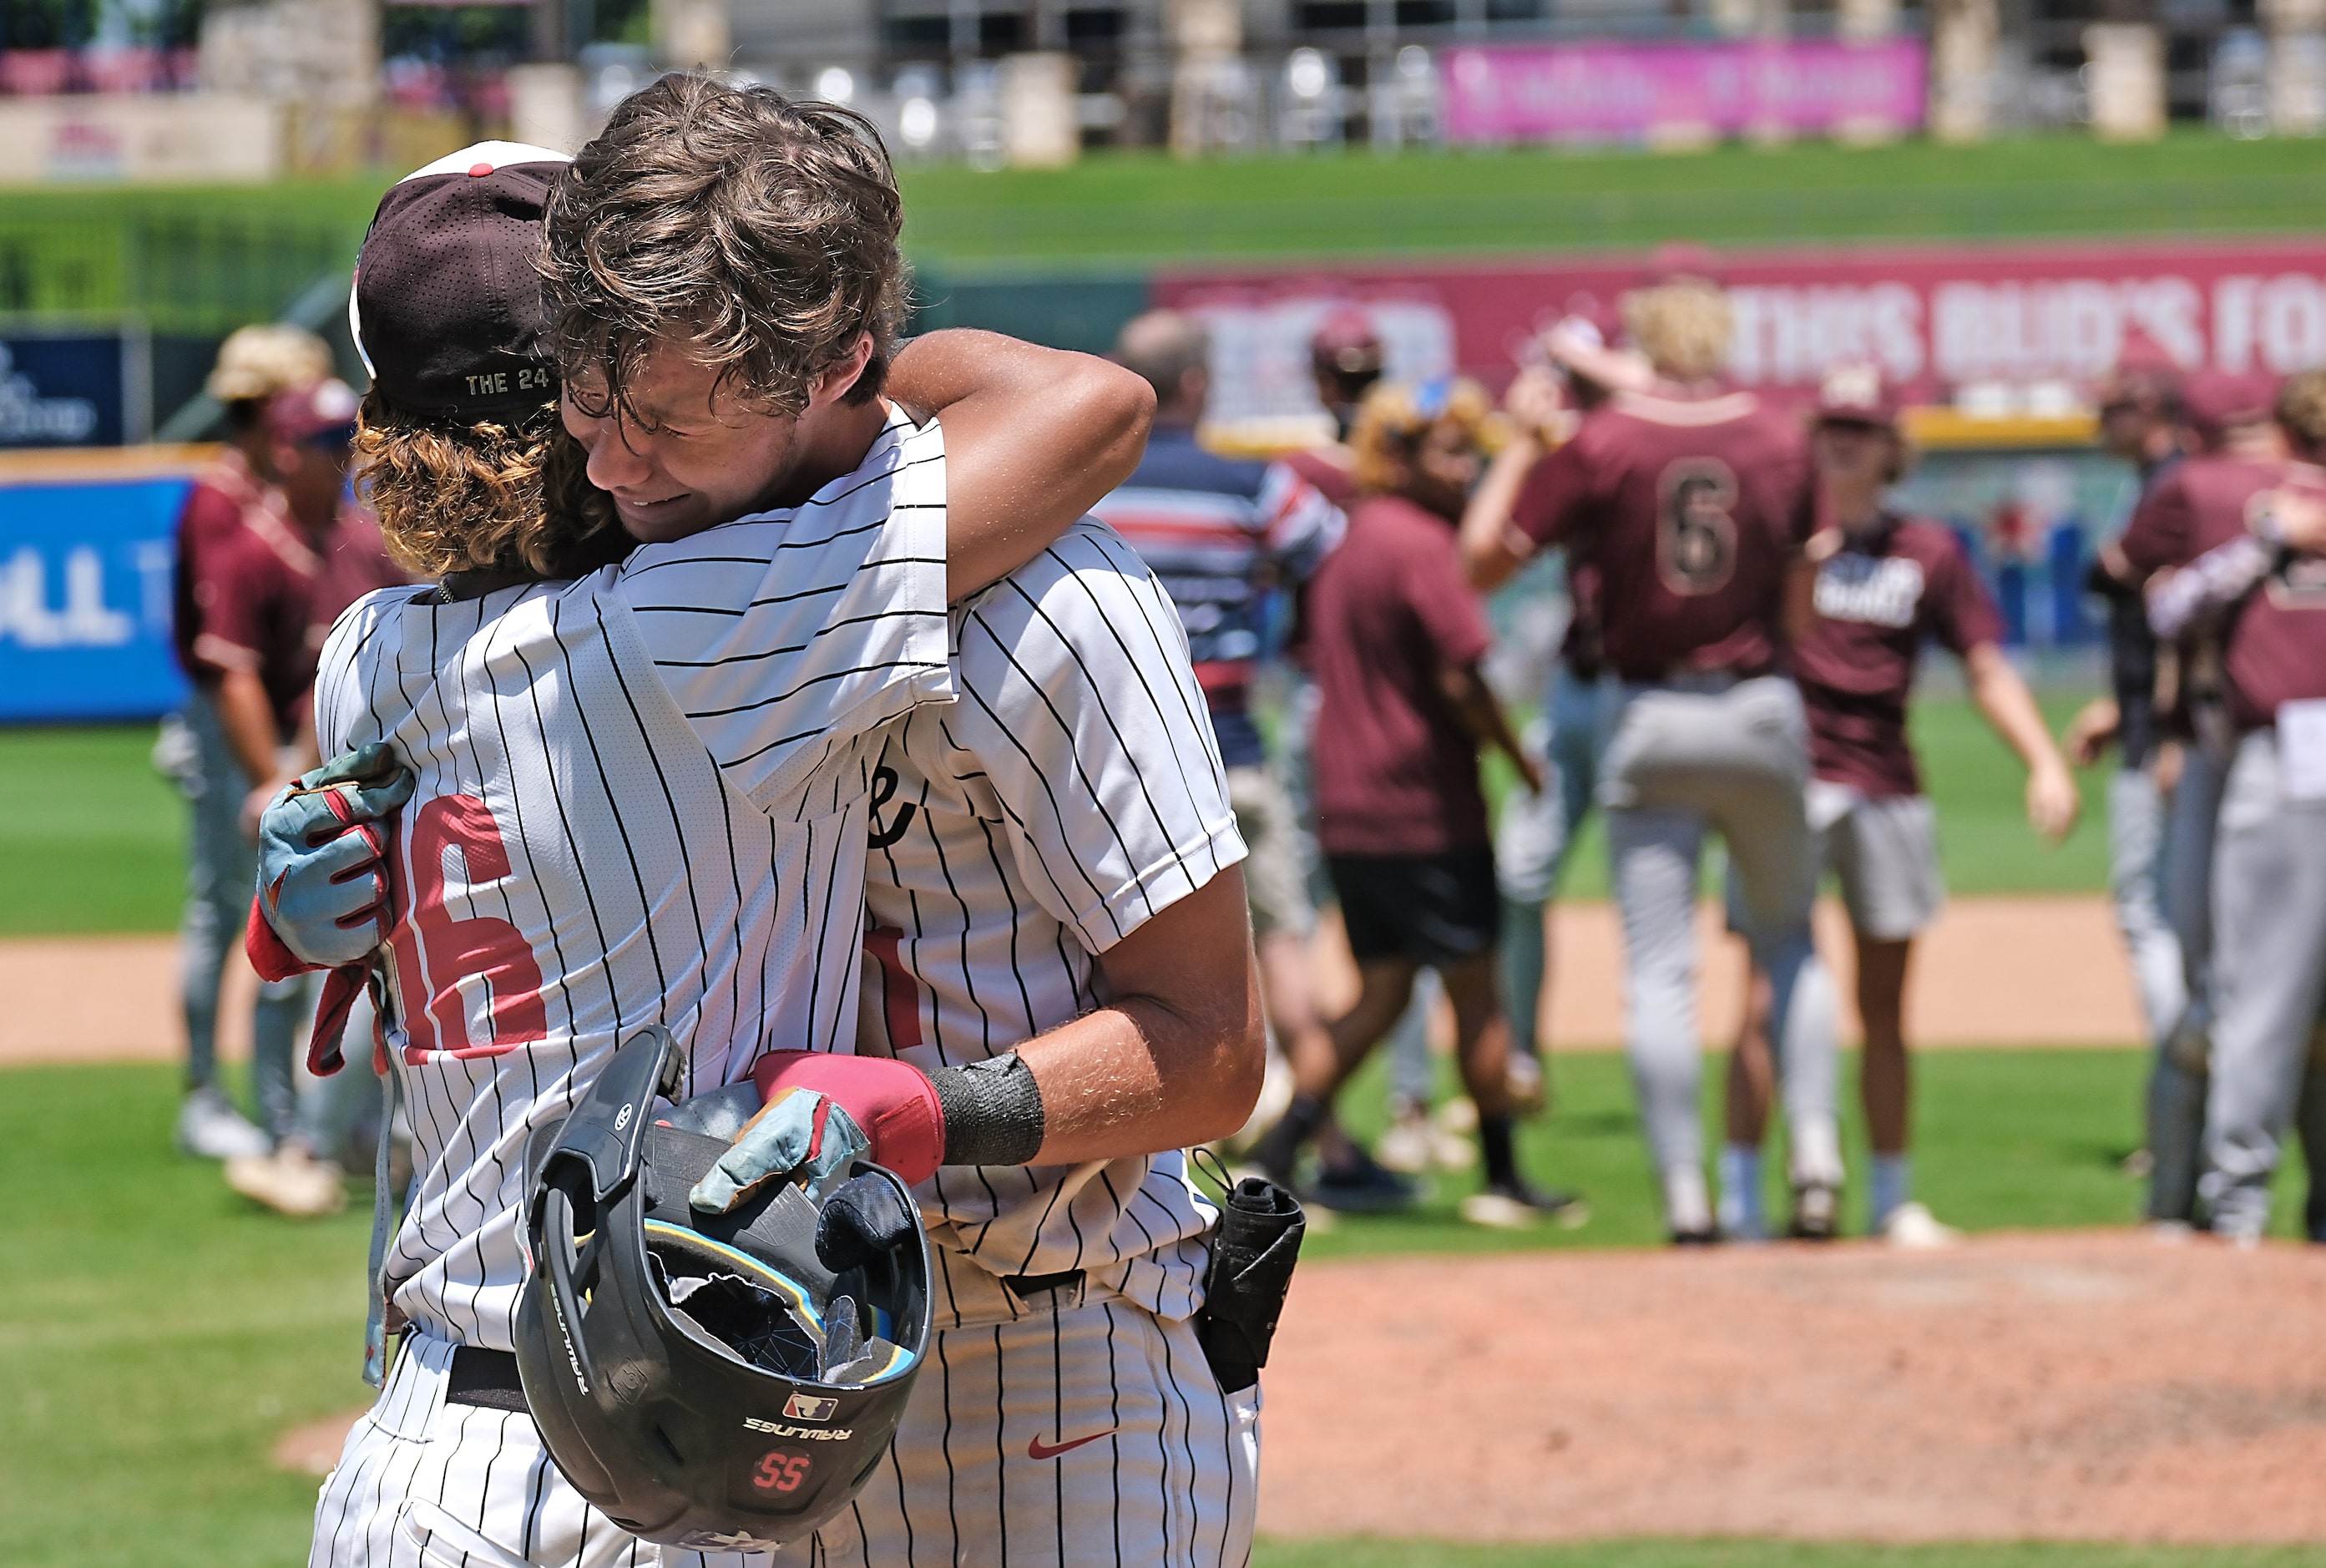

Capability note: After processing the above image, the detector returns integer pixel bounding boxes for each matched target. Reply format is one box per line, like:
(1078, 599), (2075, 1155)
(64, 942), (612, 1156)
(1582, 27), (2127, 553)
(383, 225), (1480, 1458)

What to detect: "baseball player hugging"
(255, 77), (1286, 1568)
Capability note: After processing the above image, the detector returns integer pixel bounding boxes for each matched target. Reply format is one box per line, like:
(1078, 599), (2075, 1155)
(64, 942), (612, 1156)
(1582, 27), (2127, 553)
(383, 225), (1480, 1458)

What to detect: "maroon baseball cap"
(350, 142), (570, 423)
(2180, 368), (2278, 444)
(1311, 307), (1385, 377)
(1813, 360), (1899, 428)
(267, 377), (361, 444)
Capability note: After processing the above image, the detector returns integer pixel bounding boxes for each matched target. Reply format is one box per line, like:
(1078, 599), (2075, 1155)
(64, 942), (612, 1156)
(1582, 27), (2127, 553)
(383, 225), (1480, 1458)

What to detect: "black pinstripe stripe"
(991, 1323), (1010, 1568)
(1103, 1300), (1125, 1568)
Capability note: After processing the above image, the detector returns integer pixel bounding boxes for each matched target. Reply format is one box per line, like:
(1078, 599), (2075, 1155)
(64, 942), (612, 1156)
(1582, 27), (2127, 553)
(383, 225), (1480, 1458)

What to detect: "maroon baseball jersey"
(2221, 463), (2326, 730)
(307, 508), (407, 655)
(2117, 454), (2285, 581)
(194, 502), (403, 741)
(1307, 493), (1495, 857)
(1509, 388), (1816, 682)
(1794, 515), (2004, 797)
(171, 449), (271, 681)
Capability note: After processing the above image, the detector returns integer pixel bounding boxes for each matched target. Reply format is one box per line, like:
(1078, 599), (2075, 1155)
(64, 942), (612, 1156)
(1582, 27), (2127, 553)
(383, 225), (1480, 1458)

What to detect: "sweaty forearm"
(1014, 989), (1263, 1166)
(888, 330), (1156, 599)
(1017, 867), (1264, 1165)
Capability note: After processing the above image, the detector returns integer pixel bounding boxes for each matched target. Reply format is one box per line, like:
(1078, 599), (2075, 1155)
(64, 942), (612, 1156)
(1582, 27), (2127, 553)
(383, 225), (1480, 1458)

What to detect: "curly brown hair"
(539, 73), (907, 427)
(354, 388), (629, 579)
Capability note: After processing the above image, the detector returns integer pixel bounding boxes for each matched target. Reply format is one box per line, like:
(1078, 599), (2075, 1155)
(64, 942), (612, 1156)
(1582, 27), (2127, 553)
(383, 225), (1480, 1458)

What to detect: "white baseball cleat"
(1373, 1106), (1434, 1175)
(226, 1144), (347, 1218)
(1879, 1201), (1960, 1250)
(175, 1086), (271, 1161)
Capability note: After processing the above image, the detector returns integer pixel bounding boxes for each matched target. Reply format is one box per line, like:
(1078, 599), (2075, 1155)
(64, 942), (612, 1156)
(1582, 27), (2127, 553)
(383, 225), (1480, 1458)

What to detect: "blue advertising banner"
(0, 475), (188, 721)
(0, 336), (127, 448)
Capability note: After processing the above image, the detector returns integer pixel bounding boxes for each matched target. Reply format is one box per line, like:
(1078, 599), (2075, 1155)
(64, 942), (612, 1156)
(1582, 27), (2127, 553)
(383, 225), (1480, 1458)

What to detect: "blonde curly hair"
(1350, 377), (1500, 494)
(354, 388), (627, 580)
(2278, 369), (2326, 459)
(1622, 281), (1734, 383)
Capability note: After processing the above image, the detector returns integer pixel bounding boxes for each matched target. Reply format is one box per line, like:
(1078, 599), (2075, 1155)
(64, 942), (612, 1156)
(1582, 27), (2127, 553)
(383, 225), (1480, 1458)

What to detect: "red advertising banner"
(1151, 235), (2326, 425)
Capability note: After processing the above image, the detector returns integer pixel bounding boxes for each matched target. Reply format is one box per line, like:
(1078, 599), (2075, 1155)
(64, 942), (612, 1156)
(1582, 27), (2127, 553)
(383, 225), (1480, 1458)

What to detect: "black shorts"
(1326, 847), (1501, 967)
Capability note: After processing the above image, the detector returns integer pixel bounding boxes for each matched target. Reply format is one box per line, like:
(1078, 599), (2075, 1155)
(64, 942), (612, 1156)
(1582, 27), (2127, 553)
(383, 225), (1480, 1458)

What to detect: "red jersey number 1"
(385, 794), (548, 1059)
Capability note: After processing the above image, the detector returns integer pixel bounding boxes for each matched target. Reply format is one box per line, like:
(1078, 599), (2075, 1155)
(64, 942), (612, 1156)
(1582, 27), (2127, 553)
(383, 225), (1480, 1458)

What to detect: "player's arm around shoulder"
(954, 518), (1267, 1161)
(887, 330), (1155, 601)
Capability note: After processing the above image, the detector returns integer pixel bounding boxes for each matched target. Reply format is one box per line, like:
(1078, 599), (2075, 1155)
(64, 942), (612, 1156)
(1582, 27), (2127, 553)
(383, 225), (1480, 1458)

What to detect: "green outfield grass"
(0, 1049), (2308, 1565)
(0, 693), (2116, 937)
(1292, 1041), (2315, 1261)
(3, 131), (2324, 316)
(0, 725), (186, 934)
(898, 129), (2326, 272)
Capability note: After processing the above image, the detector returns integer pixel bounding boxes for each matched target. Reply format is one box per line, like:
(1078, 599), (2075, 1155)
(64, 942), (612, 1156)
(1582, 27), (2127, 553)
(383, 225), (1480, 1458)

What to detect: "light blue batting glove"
(255, 743), (417, 969)
(690, 1089), (872, 1215)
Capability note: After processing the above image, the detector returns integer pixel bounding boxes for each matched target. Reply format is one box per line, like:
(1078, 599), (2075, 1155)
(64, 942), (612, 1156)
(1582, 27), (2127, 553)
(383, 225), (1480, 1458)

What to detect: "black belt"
(447, 1346), (528, 1413)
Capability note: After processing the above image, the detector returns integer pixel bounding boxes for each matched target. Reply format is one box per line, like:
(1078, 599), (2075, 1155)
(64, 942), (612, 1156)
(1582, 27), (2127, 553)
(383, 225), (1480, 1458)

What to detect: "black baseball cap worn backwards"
(350, 141), (571, 424)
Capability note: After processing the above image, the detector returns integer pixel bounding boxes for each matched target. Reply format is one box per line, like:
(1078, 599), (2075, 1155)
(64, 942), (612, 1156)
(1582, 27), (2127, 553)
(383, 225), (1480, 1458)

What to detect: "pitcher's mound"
(1260, 1231), (2326, 1544)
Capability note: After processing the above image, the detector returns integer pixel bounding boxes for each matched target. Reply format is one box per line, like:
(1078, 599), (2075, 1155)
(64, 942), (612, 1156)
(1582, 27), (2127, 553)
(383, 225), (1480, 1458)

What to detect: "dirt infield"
(1, 893), (2145, 1067)
(272, 1232), (2326, 1543)
(1260, 1232), (2326, 1544)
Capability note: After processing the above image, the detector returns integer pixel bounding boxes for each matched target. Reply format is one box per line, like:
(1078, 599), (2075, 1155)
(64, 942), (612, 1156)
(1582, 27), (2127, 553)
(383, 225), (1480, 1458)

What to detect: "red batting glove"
(749, 1051), (946, 1186)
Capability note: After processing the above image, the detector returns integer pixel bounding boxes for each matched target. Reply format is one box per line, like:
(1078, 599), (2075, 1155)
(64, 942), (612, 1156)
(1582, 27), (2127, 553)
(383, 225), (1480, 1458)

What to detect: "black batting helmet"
(515, 1028), (931, 1553)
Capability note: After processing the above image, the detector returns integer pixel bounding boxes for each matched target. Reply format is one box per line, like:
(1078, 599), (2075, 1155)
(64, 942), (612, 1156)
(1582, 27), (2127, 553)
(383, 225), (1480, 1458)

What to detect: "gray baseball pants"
(173, 690), (311, 1139)
(1494, 665), (1618, 1061)
(2109, 766), (2188, 1053)
(1600, 675), (1842, 1225)
(2146, 744), (2227, 1223)
(2198, 728), (2326, 1242)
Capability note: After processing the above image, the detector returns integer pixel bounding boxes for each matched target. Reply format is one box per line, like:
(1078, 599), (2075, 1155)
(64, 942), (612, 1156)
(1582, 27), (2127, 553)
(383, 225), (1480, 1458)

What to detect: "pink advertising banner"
(1151, 235), (2326, 425)
(1440, 39), (1929, 145)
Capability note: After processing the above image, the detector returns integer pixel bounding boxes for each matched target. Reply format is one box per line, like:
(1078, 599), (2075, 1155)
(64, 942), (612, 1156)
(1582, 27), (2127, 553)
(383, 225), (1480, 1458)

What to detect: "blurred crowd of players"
(164, 249), (2326, 1247)
(159, 324), (408, 1216)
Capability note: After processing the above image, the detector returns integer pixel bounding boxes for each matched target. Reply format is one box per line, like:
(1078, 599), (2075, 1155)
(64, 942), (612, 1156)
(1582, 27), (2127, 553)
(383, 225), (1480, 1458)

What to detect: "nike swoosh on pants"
(1026, 1428), (1117, 1461)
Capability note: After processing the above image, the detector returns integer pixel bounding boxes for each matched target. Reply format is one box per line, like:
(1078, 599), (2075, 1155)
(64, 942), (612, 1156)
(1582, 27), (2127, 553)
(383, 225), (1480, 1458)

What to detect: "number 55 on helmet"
(515, 1027), (932, 1554)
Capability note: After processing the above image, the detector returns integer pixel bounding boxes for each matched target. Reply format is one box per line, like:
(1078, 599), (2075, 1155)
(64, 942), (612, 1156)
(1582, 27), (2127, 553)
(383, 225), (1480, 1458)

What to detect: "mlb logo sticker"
(785, 1392), (840, 1423)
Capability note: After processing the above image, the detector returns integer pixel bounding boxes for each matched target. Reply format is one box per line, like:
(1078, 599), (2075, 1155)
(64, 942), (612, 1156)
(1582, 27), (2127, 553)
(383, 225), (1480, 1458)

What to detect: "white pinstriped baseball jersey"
(856, 518), (1247, 1326)
(311, 411), (950, 1356)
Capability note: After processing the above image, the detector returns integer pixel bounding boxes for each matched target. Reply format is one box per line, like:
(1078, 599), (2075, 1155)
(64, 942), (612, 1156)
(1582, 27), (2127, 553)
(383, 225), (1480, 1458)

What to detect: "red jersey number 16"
(383, 794), (548, 1060)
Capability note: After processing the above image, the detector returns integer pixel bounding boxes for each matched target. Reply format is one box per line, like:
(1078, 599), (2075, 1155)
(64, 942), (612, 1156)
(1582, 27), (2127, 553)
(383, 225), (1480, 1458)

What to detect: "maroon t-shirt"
(2217, 463), (2326, 730)
(1509, 389), (1816, 682)
(2117, 454), (2284, 581)
(1307, 493), (1495, 857)
(1794, 516), (2004, 797)
(171, 450), (271, 682)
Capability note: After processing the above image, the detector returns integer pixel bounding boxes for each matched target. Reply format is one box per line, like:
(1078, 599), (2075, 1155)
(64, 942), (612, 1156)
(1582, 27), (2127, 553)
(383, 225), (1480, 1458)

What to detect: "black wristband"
(928, 1051), (1046, 1167)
